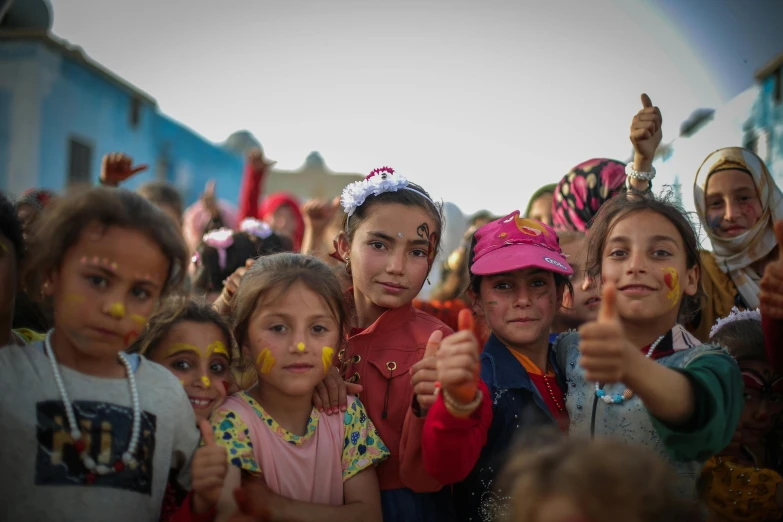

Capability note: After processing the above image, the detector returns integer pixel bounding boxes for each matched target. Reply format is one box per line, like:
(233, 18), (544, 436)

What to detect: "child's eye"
(493, 282), (511, 290)
(88, 275), (108, 288)
(172, 360), (192, 371)
(210, 362), (227, 374)
(608, 250), (627, 257)
(132, 287), (150, 300)
(369, 241), (386, 250)
(270, 324), (287, 333)
(708, 201), (723, 208)
(769, 394), (783, 404)
(652, 250), (672, 257)
(312, 325), (329, 333)
(531, 279), (547, 288)
(411, 249), (428, 258)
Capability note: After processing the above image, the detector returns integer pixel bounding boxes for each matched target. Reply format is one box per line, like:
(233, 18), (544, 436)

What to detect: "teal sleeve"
(650, 352), (743, 462)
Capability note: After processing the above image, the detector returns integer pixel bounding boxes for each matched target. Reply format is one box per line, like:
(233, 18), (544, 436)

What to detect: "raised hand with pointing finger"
(192, 419), (229, 514)
(100, 152), (148, 187)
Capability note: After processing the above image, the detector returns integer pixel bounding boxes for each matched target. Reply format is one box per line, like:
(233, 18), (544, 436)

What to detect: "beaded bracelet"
(625, 163), (656, 181)
(441, 388), (483, 418)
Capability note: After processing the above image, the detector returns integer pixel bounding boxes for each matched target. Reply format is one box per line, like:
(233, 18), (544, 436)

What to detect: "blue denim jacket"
(452, 334), (566, 522)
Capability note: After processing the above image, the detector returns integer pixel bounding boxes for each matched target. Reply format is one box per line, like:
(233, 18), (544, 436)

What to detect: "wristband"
(441, 388), (483, 418)
(624, 163), (656, 181)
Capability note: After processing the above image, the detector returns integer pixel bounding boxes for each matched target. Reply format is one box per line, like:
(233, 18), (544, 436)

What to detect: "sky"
(50, 0), (783, 215)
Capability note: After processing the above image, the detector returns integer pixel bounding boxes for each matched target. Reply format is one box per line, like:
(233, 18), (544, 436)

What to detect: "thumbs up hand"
(192, 419), (230, 513)
(411, 330), (444, 415)
(437, 309), (480, 411)
(630, 93), (663, 163)
(578, 283), (639, 384)
(760, 220), (783, 319)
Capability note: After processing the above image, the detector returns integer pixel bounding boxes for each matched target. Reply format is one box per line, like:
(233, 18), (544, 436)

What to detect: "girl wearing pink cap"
(419, 211), (574, 522)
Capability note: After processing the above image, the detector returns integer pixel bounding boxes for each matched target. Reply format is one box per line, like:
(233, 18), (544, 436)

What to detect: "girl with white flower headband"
(323, 166), (454, 521)
(701, 308), (783, 522)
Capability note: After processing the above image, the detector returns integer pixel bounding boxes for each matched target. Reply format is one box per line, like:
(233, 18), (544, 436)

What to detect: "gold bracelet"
(442, 389), (483, 418)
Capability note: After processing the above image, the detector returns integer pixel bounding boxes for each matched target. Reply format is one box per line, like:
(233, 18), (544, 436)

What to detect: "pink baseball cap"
(469, 211), (573, 276)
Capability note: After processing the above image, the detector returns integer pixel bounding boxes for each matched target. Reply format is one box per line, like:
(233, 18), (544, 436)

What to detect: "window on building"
(130, 97), (141, 129)
(67, 138), (93, 185)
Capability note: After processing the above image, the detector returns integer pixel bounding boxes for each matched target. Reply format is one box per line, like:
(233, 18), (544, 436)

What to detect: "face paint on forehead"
(742, 369), (783, 393)
(81, 256), (119, 272)
(160, 342), (201, 359)
(207, 340), (230, 359)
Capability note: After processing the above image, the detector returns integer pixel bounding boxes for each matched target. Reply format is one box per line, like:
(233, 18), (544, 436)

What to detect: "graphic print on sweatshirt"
(35, 400), (157, 494)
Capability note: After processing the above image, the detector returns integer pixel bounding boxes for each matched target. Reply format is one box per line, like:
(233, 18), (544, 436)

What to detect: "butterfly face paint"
(662, 267), (680, 310)
(321, 346), (335, 375)
(256, 348), (277, 374)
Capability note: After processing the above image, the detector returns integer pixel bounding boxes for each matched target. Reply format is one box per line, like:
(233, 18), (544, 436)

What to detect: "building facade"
(747, 51), (783, 183)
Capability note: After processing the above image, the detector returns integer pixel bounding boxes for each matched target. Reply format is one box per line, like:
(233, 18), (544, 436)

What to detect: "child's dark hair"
(0, 191), (24, 262)
(499, 429), (702, 522)
(586, 192), (704, 321)
(192, 231), (292, 294)
(232, 253), (347, 350)
(137, 182), (184, 220)
(127, 298), (238, 364)
(709, 318), (764, 361)
(342, 181), (444, 266)
(23, 186), (189, 297)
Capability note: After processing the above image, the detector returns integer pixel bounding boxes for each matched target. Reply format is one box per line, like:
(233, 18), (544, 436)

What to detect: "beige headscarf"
(694, 147), (783, 308)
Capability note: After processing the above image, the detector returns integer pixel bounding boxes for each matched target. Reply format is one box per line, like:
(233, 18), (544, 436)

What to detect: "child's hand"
(228, 477), (281, 521)
(313, 366), (363, 416)
(760, 220), (783, 319)
(192, 419), (229, 514)
(100, 153), (148, 187)
(578, 283), (640, 383)
(302, 198), (340, 234)
(438, 310), (480, 404)
(214, 259), (255, 316)
(629, 93), (662, 163)
(410, 330), (443, 415)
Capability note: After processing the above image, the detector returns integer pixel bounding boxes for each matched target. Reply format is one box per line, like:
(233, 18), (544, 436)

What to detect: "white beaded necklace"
(44, 330), (140, 479)
(594, 334), (665, 405)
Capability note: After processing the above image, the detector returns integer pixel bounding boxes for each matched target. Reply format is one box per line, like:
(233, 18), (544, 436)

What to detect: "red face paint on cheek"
(123, 330), (139, 347)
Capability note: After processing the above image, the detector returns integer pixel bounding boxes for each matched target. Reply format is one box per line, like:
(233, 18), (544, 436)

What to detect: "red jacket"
(339, 304), (452, 491)
(421, 379), (493, 484)
(166, 491), (215, 522)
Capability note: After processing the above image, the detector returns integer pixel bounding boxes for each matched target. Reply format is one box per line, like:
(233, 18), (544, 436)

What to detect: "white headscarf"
(694, 147), (783, 308)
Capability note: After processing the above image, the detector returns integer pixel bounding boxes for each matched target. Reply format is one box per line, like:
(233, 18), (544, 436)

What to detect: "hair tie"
(710, 306), (761, 339)
(239, 218), (273, 239)
(202, 228), (234, 270)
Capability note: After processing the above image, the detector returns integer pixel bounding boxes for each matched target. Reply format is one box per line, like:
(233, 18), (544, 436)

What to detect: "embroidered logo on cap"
(544, 257), (567, 270)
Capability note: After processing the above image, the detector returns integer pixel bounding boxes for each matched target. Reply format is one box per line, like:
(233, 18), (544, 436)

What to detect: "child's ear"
(336, 232), (351, 262)
(558, 283), (571, 310)
(683, 264), (699, 297)
(42, 270), (58, 297)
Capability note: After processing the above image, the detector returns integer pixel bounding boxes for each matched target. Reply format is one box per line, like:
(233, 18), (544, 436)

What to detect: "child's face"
(738, 359), (783, 448)
(601, 210), (698, 325)
(339, 202), (434, 312)
(559, 240), (600, 328)
(705, 169), (762, 238)
(47, 224), (169, 361)
(149, 320), (231, 422)
(244, 281), (341, 398)
(0, 232), (17, 326)
(479, 268), (563, 350)
(528, 193), (554, 226)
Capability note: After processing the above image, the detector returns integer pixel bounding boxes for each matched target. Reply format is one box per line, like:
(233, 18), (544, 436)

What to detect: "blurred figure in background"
(524, 184), (556, 226)
(15, 188), (56, 244)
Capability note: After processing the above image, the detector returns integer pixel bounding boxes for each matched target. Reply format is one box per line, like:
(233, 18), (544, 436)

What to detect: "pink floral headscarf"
(552, 158), (627, 232)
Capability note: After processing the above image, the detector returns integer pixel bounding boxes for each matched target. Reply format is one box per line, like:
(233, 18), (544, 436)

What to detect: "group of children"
(1, 94), (782, 522)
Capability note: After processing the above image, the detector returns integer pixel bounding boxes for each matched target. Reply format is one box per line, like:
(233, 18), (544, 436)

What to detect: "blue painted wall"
(0, 38), (243, 207)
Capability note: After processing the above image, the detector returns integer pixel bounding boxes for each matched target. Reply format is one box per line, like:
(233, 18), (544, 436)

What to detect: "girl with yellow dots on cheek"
(128, 299), (237, 423)
(210, 252), (389, 522)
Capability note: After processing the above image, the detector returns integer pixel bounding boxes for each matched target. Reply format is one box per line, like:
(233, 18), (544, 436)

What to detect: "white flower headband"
(240, 218), (273, 240)
(709, 306), (762, 339)
(340, 166), (434, 219)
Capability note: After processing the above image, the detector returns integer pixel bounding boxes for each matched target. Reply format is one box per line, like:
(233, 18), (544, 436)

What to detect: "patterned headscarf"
(16, 188), (56, 213)
(694, 147), (783, 309)
(552, 159), (627, 232)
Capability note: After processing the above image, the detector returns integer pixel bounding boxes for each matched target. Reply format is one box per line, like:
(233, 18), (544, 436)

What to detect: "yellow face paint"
(207, 341), (230, 359)
(130, 314), (147, 330)
(321, 346), (334, 376)
(662, 267), (680, 310)
(159, 342), (201, 359)
(256, 348), (276, 374)
(201, 375), (211, 388)
(108, 302), (125, 319)
(297, 342), (305, 352)
(179, 379), (185, 386)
